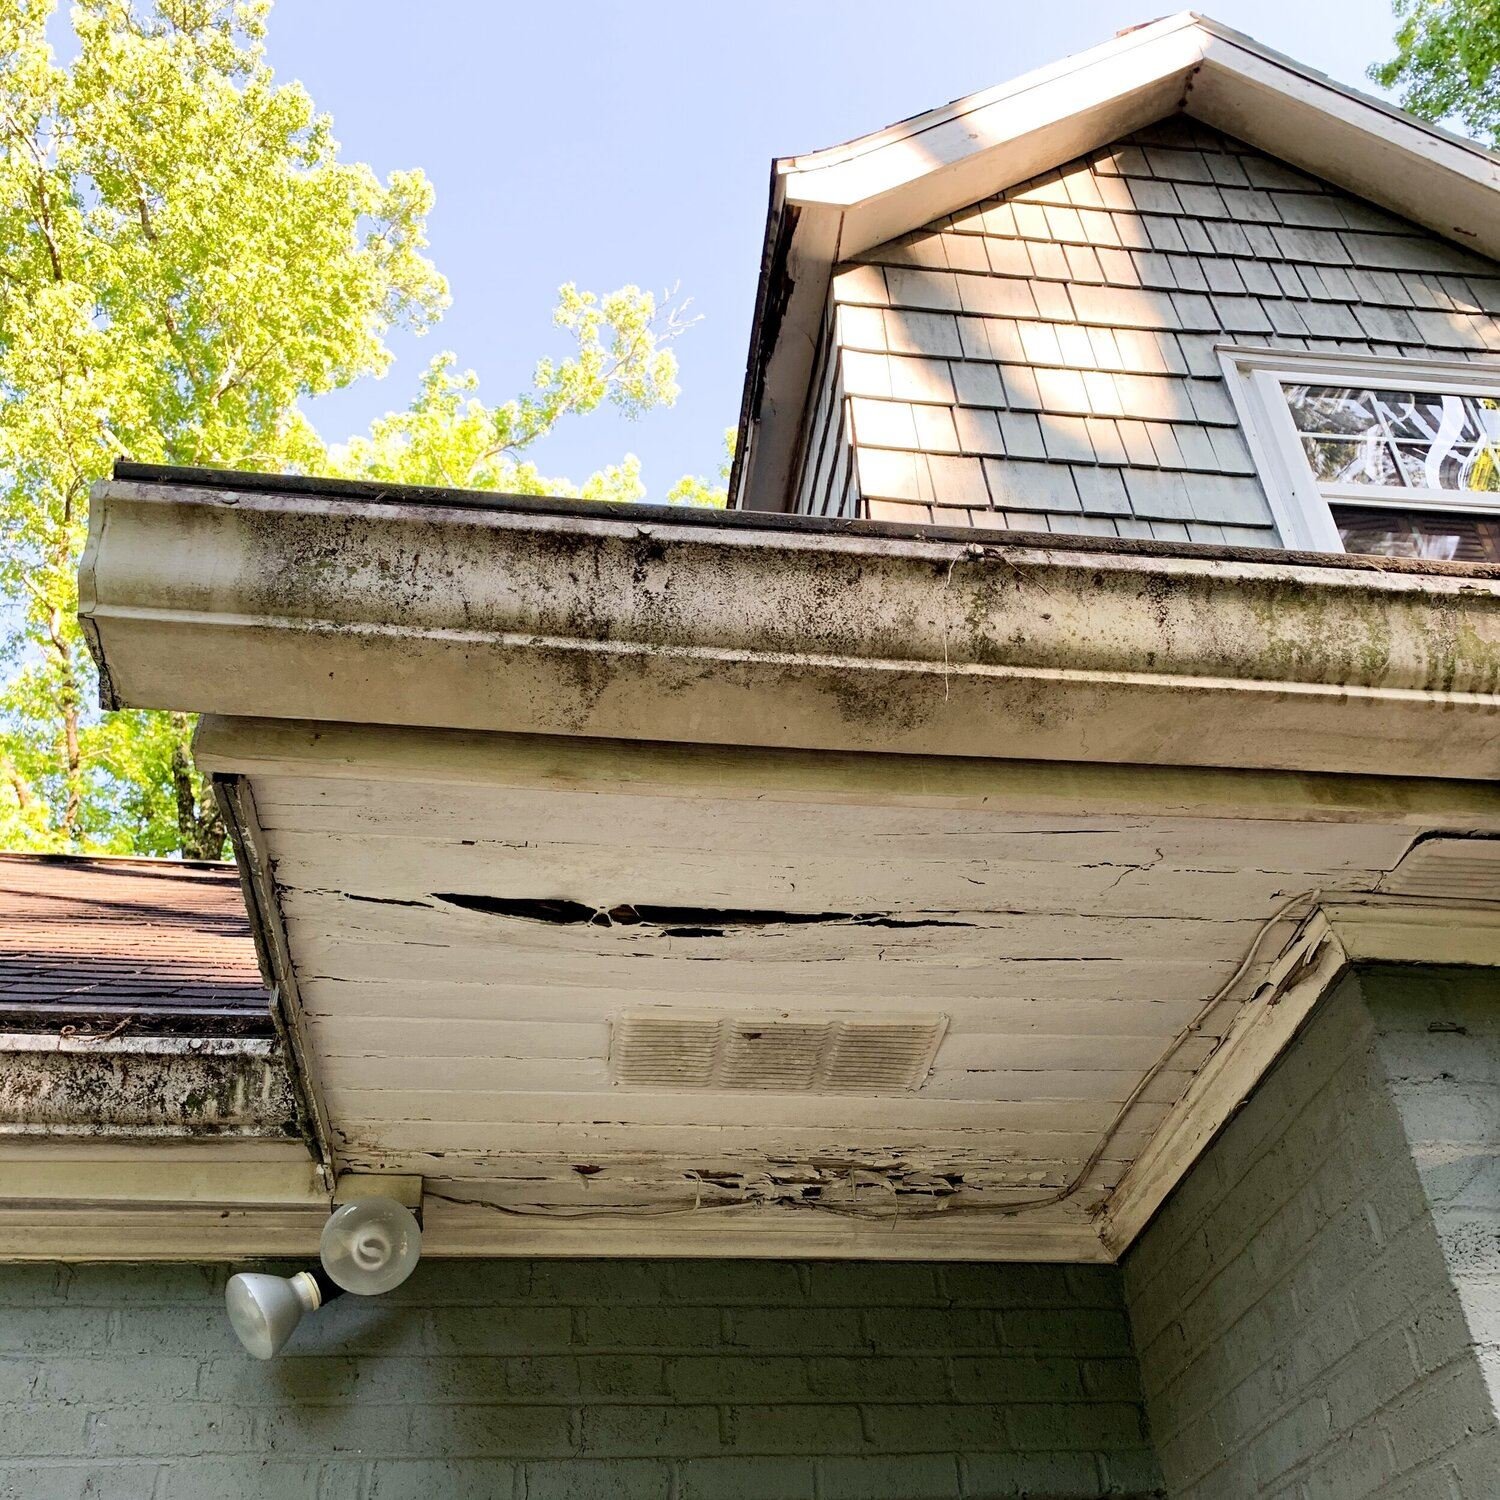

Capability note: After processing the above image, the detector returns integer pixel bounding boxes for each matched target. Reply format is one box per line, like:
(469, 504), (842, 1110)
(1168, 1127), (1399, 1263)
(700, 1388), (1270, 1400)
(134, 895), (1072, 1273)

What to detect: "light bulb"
(319, 1198), (422, 1295)
(225, 1270), (328, 1360)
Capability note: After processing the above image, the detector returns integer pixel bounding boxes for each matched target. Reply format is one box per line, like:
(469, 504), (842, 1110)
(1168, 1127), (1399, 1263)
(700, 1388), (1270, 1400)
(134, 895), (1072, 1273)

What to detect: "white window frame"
(1217, 345), (1500, 552)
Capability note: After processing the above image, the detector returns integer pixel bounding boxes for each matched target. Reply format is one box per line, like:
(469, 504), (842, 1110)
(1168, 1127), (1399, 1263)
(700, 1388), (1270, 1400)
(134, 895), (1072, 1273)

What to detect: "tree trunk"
(170, 717), (228, 859)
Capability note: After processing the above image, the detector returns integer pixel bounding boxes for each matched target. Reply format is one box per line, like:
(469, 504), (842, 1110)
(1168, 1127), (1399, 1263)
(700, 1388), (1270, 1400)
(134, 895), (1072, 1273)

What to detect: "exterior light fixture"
(225, 1268), (340, 1359)
(225, 1197), (422, 1359)
(319, 1196), (423, 1294)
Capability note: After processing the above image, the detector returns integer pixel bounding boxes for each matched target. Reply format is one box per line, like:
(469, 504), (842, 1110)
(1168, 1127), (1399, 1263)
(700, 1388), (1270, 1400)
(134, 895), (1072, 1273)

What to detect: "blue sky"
(74, 2), (1410, 497)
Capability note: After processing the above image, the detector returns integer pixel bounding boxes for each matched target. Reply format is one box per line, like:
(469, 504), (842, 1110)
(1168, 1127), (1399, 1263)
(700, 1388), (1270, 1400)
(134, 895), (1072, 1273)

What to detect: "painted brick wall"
(1125, 967), (1500, 1497)
(793, 114), (1500, 540)
(1363, 965), (1500, 1429)
(0, 1258), (1162, 1499)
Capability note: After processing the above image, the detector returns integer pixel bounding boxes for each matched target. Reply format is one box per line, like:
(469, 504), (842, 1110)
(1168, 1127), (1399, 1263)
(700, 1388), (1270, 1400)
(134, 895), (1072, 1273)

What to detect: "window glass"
(1284, 385), (1500, 494)
(1334, 506), (1500, 563)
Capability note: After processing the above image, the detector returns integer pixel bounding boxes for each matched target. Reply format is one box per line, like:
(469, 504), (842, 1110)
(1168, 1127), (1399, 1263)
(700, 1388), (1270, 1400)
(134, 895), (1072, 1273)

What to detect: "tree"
(1371, 0), (1500, 144)
(0, 0), (720, 858)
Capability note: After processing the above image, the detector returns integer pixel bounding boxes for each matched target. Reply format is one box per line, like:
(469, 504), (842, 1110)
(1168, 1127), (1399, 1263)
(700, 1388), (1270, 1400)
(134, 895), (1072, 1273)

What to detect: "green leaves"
(0, 1), (722, 855)
(1372, 0), (1500, 144)
(328, 285), (699, 502)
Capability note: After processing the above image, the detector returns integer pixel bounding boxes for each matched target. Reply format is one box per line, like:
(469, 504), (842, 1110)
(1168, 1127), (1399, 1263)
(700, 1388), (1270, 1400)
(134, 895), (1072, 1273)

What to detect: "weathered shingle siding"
(795, 115), (1500, 541)
(793, 315), (859, 519)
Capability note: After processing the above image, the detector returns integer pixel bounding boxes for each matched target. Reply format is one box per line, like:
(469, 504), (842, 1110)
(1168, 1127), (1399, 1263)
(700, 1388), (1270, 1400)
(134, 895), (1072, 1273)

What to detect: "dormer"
(730, 13), (1500, 561)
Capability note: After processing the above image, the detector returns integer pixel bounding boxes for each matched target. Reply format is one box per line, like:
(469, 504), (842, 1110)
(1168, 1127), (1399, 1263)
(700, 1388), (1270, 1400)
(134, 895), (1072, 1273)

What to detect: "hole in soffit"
(433, 894), (971, 936)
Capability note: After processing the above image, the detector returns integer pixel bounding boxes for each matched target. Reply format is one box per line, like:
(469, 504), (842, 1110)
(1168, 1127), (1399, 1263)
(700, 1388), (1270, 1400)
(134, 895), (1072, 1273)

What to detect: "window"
(1219, 348), (1500, 562)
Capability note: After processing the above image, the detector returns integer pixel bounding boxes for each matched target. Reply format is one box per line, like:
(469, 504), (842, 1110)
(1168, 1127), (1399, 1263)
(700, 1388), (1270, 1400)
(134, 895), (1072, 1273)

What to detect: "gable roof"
(0, 853), (271, 1034)
(729, 11), (1500, 513)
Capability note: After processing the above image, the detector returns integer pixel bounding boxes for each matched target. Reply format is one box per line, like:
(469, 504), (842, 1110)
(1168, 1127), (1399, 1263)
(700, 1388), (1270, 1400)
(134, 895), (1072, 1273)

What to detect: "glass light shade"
(225, 1270), (322, 1360)
(319, 1198), (422, 1295)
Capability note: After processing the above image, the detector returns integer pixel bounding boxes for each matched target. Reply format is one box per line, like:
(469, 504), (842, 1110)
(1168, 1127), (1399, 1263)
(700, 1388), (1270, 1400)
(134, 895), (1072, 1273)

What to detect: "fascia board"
(776, 15), (1498, 255)
(777, 13), (1203, 206)
(1189, 34), (1500, 259)
(782, 23), (1203, 259)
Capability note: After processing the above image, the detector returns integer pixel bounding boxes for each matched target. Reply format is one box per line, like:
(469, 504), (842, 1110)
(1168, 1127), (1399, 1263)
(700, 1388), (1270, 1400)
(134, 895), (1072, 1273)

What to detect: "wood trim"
(1321, 901), (1500, 966)
(0, 1201), (1107, 1264)
(193, 718), (1500, 831)
(1218, 345), (1500, 552)
(1099, 911), (1349, 1255)
(216, 773), (336, 1180)
(0, 1158), (326, 1207)
(415, 1198), (1110, 1263)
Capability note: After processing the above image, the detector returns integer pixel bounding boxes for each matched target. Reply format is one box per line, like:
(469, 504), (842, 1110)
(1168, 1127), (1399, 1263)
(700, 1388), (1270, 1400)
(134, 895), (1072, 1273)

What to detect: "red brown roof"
(0, 854), (272, 1035)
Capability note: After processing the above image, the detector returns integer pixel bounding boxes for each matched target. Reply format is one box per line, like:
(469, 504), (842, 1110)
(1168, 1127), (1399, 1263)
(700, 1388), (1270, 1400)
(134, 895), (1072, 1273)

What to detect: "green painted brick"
(722, 1403), (866, 1455)
(581, 1305), (723, 1350)
(2, 1253), (1162, 1497)
(578, 1402), (721, 1457)
(668, 1260), (804, 1304)
(941, 1263), (1083, 1308)
(1006, 1400), (1151, 1453)
(999, 1308), (1132, 1357)
(862, 1306), (997, 1351)
(805, 1353), (951, 1402)
(76, 1467), (163, 1500)
(0, 1360), (41, 1402)
(950, 1355), (1085, 1404)
(857, 1402), (1008, 1455)
(527, 1260), (668, 1306)
(424, 1305), (573, 1355)
(818, 1453), (964, 1498)
(153, 1460), (362, 1500)
(365, 1460), (520, 1500)
(0, 1467), (102, 1500)
(504, 1353), (668, 1401)
(961, 1449), (1106, 1496)
(402, 1402), (573, 1459)
(723, 1307), (865, 1350)
(676, 1455), (818, 1499)
(666, 1353), (813, 1403)
(805, 1261), (941, 1305)
(524, 1458), (671, 1500)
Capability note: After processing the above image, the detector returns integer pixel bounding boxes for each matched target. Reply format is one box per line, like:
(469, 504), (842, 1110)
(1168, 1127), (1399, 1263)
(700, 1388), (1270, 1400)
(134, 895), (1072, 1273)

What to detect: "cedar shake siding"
(789, 115), (1500, 542)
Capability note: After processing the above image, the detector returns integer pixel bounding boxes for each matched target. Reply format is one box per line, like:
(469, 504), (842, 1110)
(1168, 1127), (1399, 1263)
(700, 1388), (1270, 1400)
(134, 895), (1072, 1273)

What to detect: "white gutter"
(80, 470), (1500, 781)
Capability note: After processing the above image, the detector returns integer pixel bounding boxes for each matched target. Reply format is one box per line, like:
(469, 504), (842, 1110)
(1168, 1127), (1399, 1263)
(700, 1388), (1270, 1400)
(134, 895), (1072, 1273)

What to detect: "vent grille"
(611, 1012), (948, 1094)
(1380, 836), (1500, 900)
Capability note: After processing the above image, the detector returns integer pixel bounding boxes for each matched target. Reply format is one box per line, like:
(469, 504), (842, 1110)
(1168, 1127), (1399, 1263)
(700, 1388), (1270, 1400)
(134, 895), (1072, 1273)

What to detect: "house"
(6, 13), (1500, 1497)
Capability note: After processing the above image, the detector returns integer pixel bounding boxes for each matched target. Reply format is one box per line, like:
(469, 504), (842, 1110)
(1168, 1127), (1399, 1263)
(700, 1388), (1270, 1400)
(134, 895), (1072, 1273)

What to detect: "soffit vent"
(611, 1012), (948, 1094)
(1379, 836), (1500, 900)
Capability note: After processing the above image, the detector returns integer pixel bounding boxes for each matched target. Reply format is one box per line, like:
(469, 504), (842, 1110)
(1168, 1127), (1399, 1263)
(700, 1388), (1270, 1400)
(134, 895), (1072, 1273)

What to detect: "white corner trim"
(1101, 895), (1500, 1255)
(1217, 346), (1344, 551)
(1100, 909), (1346, 1255)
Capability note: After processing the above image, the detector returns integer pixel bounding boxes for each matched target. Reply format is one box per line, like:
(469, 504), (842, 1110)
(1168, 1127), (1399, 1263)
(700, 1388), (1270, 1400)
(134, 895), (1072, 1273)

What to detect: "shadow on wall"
(0, 1257), (1165, 1497)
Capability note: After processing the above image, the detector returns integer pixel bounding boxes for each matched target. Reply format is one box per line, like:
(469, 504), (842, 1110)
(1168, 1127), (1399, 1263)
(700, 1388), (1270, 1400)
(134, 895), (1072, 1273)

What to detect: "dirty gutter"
(80, 466), (1500, 780)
